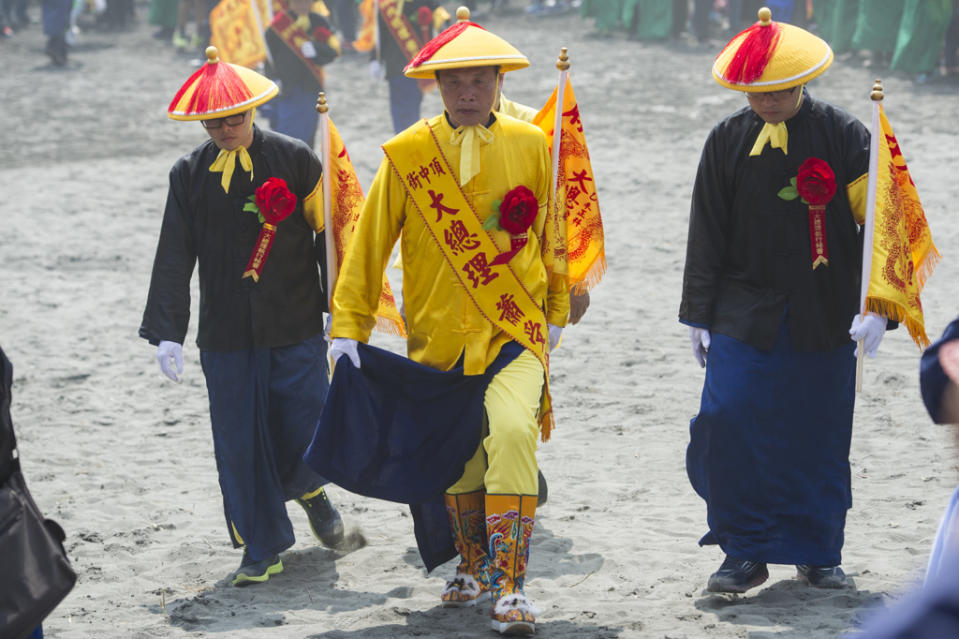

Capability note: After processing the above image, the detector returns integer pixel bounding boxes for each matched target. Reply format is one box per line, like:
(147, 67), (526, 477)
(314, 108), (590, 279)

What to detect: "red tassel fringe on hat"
(720, 20), (783, 85)
(168, 61), (253, 116)
(404, 20), (482, 72)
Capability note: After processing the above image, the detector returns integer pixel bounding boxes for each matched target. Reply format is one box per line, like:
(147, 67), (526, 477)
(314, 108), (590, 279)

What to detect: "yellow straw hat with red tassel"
(713, 6), (833, 93)
(403, 6), (528, 79)
(168, 46), (278, 121)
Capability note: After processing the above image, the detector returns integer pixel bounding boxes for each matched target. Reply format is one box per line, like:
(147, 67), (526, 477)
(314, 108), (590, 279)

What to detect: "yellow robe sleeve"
(847, 172), (868, 225)
(302, 178), (325, 232)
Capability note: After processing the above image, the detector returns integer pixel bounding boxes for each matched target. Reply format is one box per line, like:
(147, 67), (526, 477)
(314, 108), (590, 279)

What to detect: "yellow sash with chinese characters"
(382, 120), (555, 437)
(378, 0), (435, 92)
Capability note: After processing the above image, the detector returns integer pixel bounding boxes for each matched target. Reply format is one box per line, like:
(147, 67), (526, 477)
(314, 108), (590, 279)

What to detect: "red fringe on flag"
(168, 62), (253, 115)
(720, 20), (782, 84)
(404, 21), (481, 72)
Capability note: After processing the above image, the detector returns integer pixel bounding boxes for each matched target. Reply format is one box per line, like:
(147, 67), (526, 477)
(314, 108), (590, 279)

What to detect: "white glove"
(324, 314), (332, 343)
(369, 59), (383, 80)
(849, 313), (887, 358)
(157, 340), (183, 382)
(300, 41), (317, 58)
(548, 324), (562, 351)
(329, 337), (361, 368)
(689, 326), (710, 368)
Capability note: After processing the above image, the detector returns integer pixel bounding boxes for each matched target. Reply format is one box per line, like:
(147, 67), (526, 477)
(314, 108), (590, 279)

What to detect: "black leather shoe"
(707, 556), (769, 593)
(796, 564), (847, 588)
(231, 549), (282, 586)
(537, 469), (548, 505)
(297, 488), (345, 548)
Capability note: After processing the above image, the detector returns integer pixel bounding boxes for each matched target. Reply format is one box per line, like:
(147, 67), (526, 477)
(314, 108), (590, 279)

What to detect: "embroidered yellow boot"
(486, 493), (539, 635)
(441, 490), (491, 607)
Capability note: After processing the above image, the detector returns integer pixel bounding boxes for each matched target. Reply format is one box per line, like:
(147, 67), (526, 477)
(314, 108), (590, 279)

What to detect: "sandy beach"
(2, 4), (959, 637)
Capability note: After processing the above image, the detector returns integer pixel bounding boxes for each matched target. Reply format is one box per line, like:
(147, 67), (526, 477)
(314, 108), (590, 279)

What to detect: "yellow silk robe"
(331, 113), (569, 375)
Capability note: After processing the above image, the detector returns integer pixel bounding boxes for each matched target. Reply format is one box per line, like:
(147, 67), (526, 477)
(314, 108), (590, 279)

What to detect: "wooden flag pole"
(316, 92), (337, 312)
(856, 79), (884, 392)
(550, 47), (569, 209)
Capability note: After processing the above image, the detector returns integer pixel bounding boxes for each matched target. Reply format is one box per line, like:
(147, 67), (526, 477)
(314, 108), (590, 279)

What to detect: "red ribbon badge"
(778, 158), (837, 270)
(486, 185), (539, 266)
(242, 177), (297, 281)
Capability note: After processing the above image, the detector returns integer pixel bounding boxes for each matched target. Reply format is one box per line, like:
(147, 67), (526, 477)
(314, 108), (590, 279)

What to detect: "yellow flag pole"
(856, 79), (884, 392)
(550, 48), (569, 207)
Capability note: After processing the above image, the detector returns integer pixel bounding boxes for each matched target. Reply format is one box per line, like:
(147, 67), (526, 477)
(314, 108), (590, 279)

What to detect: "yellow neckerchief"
(749, 121), (788, 156)
(294, 12), (310, 32)
(449, 115), (494, 186)
(208, 115), (255, 193)
(749, 90), (804, 157)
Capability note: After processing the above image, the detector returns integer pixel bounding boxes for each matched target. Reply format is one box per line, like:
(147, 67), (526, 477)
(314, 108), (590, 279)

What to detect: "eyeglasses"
(746, 87), (798, 100)
(201, 113), (247, 129)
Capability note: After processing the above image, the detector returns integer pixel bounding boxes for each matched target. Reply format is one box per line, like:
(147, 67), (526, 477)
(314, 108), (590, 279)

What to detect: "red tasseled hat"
(168, 46), (278, 120)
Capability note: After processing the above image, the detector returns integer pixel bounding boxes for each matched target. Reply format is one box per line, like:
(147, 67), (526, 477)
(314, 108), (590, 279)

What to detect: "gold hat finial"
(456, 6), (470, 21)
(758, 7), (772, 25)
(205, 46), (219, 63)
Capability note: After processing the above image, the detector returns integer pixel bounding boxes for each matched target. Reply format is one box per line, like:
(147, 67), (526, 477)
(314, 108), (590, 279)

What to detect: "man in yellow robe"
(326, 10), (567, 636)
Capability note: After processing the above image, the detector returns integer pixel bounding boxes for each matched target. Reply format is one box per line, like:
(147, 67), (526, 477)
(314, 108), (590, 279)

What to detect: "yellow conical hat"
(404, 6), (528, 79)
(168, 46), (278, 121)
(713, 7), (833, 93)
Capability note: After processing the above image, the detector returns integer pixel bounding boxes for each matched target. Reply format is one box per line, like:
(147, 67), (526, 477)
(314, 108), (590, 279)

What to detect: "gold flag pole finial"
(870, 79), (884, 102)
(556, 47), (569, 71)
(315, 91), (329, 114)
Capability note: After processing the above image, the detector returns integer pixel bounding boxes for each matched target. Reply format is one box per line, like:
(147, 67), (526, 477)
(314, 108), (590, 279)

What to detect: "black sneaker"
(707, 556), (769, 593)
(796, 564), (847, 588)
(297, 487), (345, 548)
(231, 549), (282, 586)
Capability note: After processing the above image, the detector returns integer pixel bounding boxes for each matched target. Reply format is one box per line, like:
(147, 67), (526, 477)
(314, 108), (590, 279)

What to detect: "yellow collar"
(209, 146), (253, 193)
(749, 121), (788, 157)
(449, 123), (494, 186)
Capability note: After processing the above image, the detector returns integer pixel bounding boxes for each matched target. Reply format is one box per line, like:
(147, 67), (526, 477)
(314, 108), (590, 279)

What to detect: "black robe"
(679, 92), (870, 352)
(140, 126), (328, 351)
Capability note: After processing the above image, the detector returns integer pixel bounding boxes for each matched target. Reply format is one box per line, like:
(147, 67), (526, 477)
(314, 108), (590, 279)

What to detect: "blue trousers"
(201, 335), (329, 561)
(388, 74), (423, 134)
(687, 318), (855, 566)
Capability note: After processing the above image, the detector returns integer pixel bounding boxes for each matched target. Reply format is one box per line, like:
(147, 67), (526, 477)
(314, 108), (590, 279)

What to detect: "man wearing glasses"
(680, 8), (892, 594)
(140, 47), (347, 587)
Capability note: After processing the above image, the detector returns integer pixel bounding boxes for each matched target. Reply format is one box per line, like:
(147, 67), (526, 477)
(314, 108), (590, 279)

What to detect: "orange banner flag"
(532, 75), (606, 293)
(352, 0), (375, 52)
(863, 103), (939, 348)
(325, 118), (407, 336)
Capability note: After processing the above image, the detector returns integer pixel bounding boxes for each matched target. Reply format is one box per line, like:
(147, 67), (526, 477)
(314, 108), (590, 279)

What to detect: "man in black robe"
(680, 7), (892, 593)
(140, 46), (346, 586)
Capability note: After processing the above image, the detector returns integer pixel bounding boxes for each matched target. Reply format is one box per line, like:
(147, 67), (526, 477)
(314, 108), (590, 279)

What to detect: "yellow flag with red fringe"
(210, 0), (271, 67)
(323, 117), (407, 337)
(531, 73), (606, 293)
(862, 102), (939, 348)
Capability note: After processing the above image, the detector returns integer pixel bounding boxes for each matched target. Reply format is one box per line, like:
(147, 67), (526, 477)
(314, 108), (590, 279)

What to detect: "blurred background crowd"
(3, 0), (957, 86)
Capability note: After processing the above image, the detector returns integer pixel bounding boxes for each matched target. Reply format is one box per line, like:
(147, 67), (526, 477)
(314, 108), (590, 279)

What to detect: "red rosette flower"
(795, 157), (837, 206)
(417, 6), (433, 26)
(498, 185), (538, 234)
(254, 177), (297, 224)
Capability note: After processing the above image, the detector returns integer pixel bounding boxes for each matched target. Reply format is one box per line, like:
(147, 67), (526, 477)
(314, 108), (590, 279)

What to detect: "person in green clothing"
(851, 0), (902, 68)
(581, 0), (624, 35)
(148, 0), (178, 40)
(813, 0), (859, 56)
(890, 0), (953, 79)
(623, 0), (673, 41)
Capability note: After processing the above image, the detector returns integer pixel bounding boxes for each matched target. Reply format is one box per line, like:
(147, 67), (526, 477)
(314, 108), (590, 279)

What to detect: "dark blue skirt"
(686, 318), (855, 566)
(201, 335), (329, 561)
(304, 341), (522, 571)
